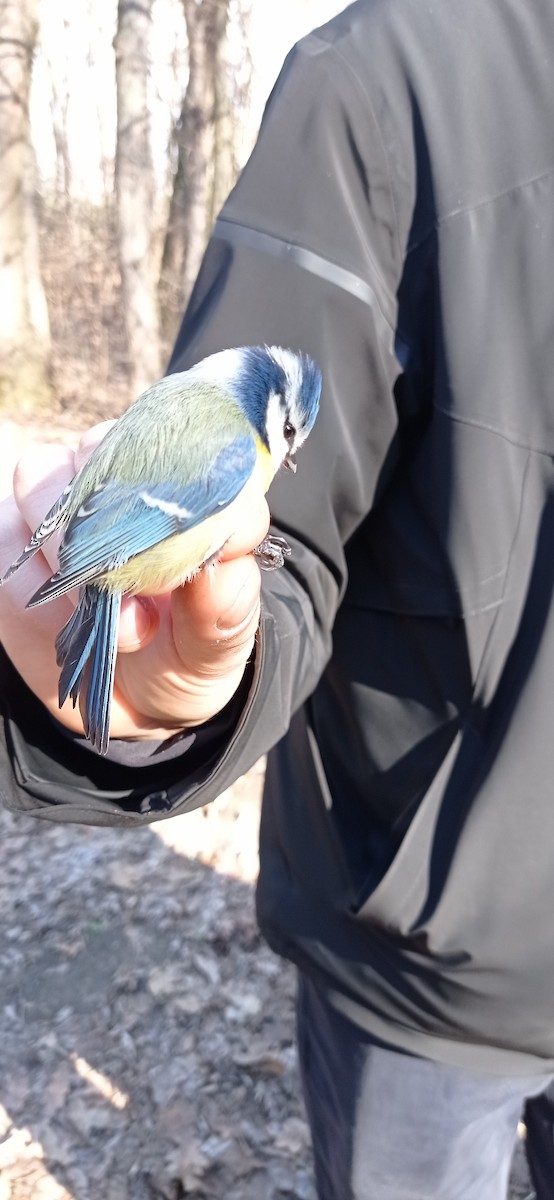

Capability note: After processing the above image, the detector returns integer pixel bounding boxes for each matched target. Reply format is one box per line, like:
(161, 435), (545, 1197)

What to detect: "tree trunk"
(0, 0), (52, 412)
(114, 0), (161, 398)
(159, 0), (249, 349)
(209, 0), (236, 225)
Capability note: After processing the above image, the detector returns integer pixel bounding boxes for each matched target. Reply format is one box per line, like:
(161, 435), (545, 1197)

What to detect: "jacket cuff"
(0, 643), (256, 827)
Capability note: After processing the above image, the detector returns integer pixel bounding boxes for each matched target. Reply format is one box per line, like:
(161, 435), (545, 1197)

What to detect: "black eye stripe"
(283, 420), (296, 441)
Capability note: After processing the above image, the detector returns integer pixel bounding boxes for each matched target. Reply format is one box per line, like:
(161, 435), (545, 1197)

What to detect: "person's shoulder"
(294, 0), (421, 100)
(301, 1), (385, 59)
(308, 0), (419, 53)
(306, 0), (470, 68)
(287, 1), (396, 94)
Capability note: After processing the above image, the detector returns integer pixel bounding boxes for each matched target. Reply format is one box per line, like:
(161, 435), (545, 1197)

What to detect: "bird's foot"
(253, 534), (292, 571)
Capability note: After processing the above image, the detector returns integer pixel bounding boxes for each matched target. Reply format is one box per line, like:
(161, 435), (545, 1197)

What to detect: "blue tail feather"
(83, 590), (120, 754)
(57, 589), (97, 706)
(56, 586), (120, 753)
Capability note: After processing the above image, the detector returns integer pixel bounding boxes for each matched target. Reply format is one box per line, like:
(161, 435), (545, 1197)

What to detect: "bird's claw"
(253, 534), (292, 571)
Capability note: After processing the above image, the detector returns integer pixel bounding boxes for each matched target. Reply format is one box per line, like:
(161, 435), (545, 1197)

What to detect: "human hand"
(0, 424), (269, 741)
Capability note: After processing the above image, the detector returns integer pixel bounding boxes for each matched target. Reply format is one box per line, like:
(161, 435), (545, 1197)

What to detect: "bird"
(0, 345), (321, 754)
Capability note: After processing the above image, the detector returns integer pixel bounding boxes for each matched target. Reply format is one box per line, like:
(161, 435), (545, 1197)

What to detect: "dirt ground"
(0, 761), (324, 1200)
(0, 418), (536, 1200)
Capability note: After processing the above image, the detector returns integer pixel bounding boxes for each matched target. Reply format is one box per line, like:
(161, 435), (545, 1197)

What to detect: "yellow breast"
(99, 439), (277, 595)
(255, 437), (275, 492)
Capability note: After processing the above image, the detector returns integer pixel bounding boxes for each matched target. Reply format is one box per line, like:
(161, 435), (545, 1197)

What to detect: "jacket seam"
(407, 165), (554, 257)
(308, 31), (404, 284)
(433, 403), (554, 458)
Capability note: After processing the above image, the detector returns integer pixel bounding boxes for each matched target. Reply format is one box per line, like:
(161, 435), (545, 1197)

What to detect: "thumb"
(170, 554), (262, 680)
(112, 557), (262, 734)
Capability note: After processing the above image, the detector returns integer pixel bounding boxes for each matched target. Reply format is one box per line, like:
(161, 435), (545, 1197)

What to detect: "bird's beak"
(284, 453), (297, 473)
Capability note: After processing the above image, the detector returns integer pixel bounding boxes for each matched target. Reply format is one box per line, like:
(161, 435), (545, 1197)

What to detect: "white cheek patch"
(266, 348), (309, 450)
(265, 391), (288, 467)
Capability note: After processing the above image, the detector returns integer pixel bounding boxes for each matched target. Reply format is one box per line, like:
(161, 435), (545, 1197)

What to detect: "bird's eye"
(283, 420), (296, 443)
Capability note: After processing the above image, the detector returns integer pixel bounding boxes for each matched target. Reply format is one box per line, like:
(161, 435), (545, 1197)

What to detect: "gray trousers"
(296, 974), (551, 1200)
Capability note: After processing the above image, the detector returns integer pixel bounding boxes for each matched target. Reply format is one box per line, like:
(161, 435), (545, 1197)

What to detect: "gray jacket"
(3, 0), (554, 1074)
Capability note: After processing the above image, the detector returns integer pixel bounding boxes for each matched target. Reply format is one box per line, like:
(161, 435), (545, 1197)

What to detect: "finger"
(74, 420), (115, 471)
(171, 554), (262, 676)
(0, 488), (75, 722)
(118, 594), (160, 650)
(113, 557), (262, 731)
(218, 496), (271, 561)
(0, 494), (74, 670)
(0, 492), (33, 583)
(8, 423), (116, 600)
(12, 444), (77, 578)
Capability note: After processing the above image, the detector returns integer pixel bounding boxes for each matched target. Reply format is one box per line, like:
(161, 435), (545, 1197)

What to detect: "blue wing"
(28, 435), (257, 606)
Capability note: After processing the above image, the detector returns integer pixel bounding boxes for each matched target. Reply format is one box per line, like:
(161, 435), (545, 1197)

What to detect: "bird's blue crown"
(234, 346), (321, 444)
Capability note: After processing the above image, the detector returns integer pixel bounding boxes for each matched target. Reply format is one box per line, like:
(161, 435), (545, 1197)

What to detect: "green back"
(70, 375), (252, 509)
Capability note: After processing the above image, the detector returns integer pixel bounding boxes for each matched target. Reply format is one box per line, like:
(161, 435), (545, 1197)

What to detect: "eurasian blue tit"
(1, 345), (321, 753)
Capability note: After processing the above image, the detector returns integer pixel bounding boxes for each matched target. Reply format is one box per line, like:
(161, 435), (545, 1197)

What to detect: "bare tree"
(210, 0), (252, 222)
(159, 0), (251, 346)
(44, 13), (72, 202)
(0, 0), (52, 412)
(114, 0), (162, 398)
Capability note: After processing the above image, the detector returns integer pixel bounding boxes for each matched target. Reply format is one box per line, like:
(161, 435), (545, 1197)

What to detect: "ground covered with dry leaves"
(0, 764), (320, 1200)
(0, 419), (535, 1200)
(0, 771), (536, 1200)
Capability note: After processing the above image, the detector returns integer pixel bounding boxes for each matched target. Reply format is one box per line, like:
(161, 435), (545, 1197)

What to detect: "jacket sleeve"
(0, 31), (405, 825)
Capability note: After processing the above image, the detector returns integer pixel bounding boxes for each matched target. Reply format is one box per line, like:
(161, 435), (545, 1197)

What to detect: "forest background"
(1, 0), (343, 426)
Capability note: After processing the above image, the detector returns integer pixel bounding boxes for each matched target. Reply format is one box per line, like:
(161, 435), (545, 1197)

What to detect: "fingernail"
(216, 582), (259, 633)
(119, 595), (158, 646)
